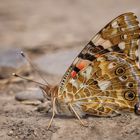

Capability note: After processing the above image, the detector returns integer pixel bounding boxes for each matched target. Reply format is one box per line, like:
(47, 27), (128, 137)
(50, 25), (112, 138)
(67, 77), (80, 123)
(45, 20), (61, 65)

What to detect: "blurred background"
(0, 0), (140, 140)
(0, 0), (140, 78)
(0, 0), (140, 48)
(0, 0), (140, 75)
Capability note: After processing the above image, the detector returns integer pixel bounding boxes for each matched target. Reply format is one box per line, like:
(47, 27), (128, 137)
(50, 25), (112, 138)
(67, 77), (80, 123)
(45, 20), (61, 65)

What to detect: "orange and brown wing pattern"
(57, 12), (140, 116)
(78, 53), (140, 116)
(94, 12), (140, 66)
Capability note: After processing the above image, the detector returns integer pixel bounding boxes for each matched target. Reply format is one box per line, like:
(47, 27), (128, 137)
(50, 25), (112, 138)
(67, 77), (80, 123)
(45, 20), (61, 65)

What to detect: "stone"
(15, 88), (44, 102)
(0, 48), (26, 68)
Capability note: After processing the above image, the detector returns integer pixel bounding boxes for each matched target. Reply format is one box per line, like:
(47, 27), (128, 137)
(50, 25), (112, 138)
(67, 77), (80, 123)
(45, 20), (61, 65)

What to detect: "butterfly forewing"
(57, 12), (140, 116)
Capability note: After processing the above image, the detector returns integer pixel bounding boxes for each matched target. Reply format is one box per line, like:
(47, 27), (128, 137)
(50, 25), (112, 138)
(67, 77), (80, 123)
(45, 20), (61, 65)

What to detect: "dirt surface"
(0, 0), (140, 140)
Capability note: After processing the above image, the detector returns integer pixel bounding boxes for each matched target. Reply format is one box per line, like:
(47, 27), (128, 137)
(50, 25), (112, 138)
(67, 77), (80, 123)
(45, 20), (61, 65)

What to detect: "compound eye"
(115, 66), (126, 76)
(124, 90), (136, 101)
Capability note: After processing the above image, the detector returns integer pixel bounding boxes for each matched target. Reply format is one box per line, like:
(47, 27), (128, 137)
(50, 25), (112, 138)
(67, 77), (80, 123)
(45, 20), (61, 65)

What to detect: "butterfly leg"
(69, 103), (88, 127)
(47, 98), (56, 130)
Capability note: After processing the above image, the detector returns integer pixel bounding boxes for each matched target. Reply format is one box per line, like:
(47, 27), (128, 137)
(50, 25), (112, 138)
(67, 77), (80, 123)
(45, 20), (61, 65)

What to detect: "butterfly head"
(40, 85), (58, 101)
(12, 73), (58, 102)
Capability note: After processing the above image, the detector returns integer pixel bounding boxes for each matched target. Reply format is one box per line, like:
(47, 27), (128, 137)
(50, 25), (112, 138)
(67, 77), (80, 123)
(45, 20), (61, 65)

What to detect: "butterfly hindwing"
(77, 53), (140, 116)
(57, 12), (140, 116)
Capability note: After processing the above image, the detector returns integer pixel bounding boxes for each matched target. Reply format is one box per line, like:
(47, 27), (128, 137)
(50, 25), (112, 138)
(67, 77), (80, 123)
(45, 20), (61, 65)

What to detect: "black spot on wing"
(112, 45), (123, 53)
(78, 41), (124, 61)
(136, 56), (139, 62)
(88, 41), (96, 47)
(78, 41), (110, 61)
(97, 45), (104, 50)
(90, 45), (104, 53)
(78, 53), (96, 61)
(73, 66), (80, 73)
(100, 49), (110, 54)
(85, 54), (96, 61)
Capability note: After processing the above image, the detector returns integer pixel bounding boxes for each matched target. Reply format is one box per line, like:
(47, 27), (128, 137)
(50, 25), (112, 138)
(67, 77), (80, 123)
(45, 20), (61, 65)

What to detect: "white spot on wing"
(121, 28), (125, 31)
(81, 66), (93, 79)
(98, 81), (111, 91)
(124, 34), (127, 39)
(70, 79), (78, 89)
(108, 62), (116, 69)
(93, 35), (112, 49)
(92, 34), (101, 43)
(118, 42), (125, 50)
(102, 40), (112, 48)
(135, 50), (138, 57)
(137, 40), (139, 45)
(111, 21), (119, 28)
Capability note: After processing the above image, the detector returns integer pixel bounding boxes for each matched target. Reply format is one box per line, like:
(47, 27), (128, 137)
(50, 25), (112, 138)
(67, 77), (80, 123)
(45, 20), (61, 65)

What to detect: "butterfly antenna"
(20, 51), (49, 85)
(12, 73), (46, 86)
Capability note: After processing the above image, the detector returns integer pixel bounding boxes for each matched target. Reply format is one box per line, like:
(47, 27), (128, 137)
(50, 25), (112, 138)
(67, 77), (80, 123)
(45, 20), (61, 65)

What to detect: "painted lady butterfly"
(14, 12), (140, 129)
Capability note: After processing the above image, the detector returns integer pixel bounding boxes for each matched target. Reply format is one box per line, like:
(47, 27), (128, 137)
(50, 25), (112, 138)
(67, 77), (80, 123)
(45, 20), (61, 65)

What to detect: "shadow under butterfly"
(13, 12), (140, 129)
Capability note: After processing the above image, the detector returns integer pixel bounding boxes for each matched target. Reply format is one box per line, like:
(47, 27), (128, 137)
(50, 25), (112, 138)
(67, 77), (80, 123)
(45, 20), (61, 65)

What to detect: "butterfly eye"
(124, 90), (136, 101)
(115, 66), (126, 76)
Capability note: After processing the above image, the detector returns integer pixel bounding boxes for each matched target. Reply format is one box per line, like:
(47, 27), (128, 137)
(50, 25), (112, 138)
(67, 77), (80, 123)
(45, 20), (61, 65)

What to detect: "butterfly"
(14, 12), (140, 129)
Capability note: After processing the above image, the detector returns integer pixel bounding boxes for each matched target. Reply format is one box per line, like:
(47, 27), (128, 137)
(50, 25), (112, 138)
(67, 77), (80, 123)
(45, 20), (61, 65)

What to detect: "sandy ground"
(0, 0), (140, 140)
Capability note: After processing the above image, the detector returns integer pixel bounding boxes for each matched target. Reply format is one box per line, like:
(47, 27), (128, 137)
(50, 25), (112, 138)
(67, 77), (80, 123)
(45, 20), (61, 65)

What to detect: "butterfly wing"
(75, 53), (140, 116)
(57, 12), (140, 116)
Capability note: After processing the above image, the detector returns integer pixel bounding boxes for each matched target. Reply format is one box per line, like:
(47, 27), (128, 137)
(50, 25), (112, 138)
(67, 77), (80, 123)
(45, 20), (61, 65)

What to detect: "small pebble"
(15, 88), (44, 102)
(7, 130), (13, 136)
